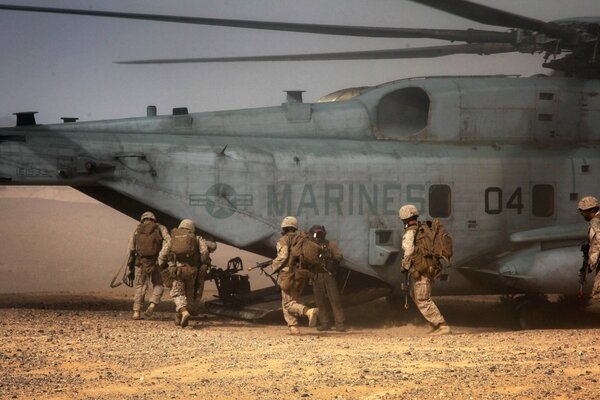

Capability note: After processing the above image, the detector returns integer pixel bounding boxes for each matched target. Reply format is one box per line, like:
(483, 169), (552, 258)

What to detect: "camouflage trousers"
(280, 273), (308, 327)
(133, 265), (164, 312)
(592, 271), (600, 300)
(313, 272), (345, 328)
(411, 274), (446, 326)
(170, 264), (201, 314)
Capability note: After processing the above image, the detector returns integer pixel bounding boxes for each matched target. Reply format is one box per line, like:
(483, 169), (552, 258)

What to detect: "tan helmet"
(578, 196), (599, 211)
(140, 211), (156, 222)
(399, 204), (419, 220)
(179, 219), (196, 231)
(281, 216), (298, 230)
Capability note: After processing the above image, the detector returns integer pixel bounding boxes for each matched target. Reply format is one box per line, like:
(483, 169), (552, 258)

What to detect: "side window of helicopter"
(377, 87), (430, 138)
(428, 184), (451, 218)
(532, 184), (554, 218)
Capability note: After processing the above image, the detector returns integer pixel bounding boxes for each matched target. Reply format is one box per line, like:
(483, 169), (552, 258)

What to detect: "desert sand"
(1, 187), (600, 399)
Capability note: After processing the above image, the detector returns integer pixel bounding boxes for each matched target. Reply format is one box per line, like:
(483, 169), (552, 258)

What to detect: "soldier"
(399, 205), (451, 335)
(309, 225), (346, 332)
(127, 211), (171, 320)
(272, 216), (319, 335)
(578, 196), (600, 299)
(168, 219), (217, 328)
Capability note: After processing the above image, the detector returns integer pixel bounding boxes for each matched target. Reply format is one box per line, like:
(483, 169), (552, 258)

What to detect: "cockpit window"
(377, 87), (430, 138)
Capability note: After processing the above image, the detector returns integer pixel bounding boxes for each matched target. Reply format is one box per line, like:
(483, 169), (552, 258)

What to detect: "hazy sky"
(0, 0), (598, 124)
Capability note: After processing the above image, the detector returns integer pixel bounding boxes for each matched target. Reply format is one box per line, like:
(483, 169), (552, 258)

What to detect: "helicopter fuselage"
(1, 76), (599, 296)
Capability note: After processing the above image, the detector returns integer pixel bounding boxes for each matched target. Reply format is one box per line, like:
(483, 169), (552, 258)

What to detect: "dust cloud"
(0, 186), (272, 293)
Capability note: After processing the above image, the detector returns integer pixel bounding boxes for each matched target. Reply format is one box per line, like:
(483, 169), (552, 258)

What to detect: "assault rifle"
(247, 259), (278, 286)
(109, 254), (135, 288)
(390, 269), (411, 310)
(124, 253), (136, 287)
(248, 259), (273, 272)
(579, 242), (590, 290)
(579, 242), (600, 297)
(401, 270), (410, 310)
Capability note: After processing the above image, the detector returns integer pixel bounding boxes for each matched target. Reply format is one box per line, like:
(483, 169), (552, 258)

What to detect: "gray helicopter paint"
(1, 76), (599, 295)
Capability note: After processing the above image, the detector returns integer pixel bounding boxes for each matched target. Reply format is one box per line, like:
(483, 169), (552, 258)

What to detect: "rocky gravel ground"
(1, 292), (600, 400)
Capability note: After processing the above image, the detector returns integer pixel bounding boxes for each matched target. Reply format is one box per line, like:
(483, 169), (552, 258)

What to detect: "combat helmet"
(179, 219), (196, 232)
(399, 204), (419, 220)
(281, 216), (298, 230)
(578, 196), (599, 211)
(309, 224), (327, 239)
(140, 211), (157, 222)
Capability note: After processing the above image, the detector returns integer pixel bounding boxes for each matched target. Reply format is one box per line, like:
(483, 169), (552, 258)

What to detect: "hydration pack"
(135, 221), (162, 257)
(413, 219), (453, 279)
(289, 231), (323, 270)
(170, 228), (198, 263)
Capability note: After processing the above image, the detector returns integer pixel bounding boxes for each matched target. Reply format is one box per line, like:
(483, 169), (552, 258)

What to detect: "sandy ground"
(1, 290), (600, 400)
(2, 188), (600, 399)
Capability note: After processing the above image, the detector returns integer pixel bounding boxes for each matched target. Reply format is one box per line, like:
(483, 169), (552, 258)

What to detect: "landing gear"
(500, 293), (591, 330)
(515, 294), (550, 330)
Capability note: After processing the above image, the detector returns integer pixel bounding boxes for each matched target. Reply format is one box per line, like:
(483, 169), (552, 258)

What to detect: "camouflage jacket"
(401, 224), (417, 271)
(588, 214), (600, 268)
(271, 231), (296, 273)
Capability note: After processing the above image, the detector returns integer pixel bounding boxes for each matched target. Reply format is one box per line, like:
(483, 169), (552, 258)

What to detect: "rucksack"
(170, 228), (198, 262)
(135, 221), (162, 257)
(413, 219), (453, 278)
(289, 230), (323, 270)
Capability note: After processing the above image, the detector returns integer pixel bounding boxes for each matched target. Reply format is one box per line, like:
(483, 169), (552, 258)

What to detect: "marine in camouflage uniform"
(309, 225), (346, 332)
(272, 216), (319, 335)
(578, 196), (600, 299)
(169, 219), (217, 328)
(399, 205), (451, 335)
(127, 211), (171, 320)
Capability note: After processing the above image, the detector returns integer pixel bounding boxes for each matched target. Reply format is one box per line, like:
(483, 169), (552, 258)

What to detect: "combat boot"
(335, 325), (347, 333)
(144, 302), (157, 318)
(288, 326), (300, 335)
(429, 323), (451, 336)
(425, 323), (438, 334)
(317, 324), (331, 332)
(132, 311), (141, 320)
(180, 308), (191, 328)
(174, 311), (182, 326)
(305, 308), (319, 328)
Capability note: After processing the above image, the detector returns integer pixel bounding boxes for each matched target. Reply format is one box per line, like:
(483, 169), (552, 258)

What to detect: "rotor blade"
(115, 43), (516, 64)
(409, 0), (577, 41)
(0, 4), (516, 43)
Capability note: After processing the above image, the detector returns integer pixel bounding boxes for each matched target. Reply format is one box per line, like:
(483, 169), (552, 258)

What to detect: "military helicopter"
(0, 0), (599, 320)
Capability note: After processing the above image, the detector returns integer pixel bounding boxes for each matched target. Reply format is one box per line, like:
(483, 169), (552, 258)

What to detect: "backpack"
(170, 228), (198, 263)
(413, 219), (453, 278)
(135, 221), (162, 257)
(288, 231), (323, 270)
